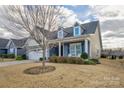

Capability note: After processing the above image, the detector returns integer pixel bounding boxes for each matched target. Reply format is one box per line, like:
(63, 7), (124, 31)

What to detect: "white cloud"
(60, 6), (82, 27)
(90, 5), (124, 49)
(0, 6), (81, 38)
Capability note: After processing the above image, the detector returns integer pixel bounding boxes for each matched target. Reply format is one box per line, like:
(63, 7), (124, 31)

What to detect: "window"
(74, 26), (81, 36)
(70, 43), (82, 57)
(58, 30), (63, 39)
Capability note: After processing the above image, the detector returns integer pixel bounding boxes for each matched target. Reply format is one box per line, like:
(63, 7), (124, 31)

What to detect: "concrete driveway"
(0, 60), (34, 67)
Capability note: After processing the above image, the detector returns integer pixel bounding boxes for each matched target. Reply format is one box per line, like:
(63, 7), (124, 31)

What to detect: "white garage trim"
(28, 50), (43, 61)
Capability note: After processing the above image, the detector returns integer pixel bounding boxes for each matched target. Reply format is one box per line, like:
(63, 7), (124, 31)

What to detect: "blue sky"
(64, 5), (96, 21)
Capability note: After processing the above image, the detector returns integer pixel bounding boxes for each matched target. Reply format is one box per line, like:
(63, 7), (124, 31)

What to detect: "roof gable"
(0, 38), (9, 49)
(11, 38), (28, 48)
(48, 20), (99, 40)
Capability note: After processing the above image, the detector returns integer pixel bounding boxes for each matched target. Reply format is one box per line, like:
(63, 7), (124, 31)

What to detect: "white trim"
(58, 30), (63, 39)
(15, 48), (17, 56)
(59, 42), (61, 56)
(73, 26), (81, 37)
(63, 43), (64, 56)
(70, 43), (82, 57)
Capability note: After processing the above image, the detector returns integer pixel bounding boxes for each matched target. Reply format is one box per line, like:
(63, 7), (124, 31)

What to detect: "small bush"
(0, 54), (15, 58)
(84, 59), (96, 65)
(49, 56), (84, 64)
(90, 59), (101, 64)
(22, 54), (26, 59)
(1, 54), (8, 58)
(7, 54), (15, 58)
(49, 56), (58, 63)
(119, 56), (123, 59)
(16, 56), (23, 60)
(57, 56), (67, 63)
(101, 54), (107, 58)
(80, 52), (88, 59)
(111, 55), (116, 59)
(39, 57), (43, 61)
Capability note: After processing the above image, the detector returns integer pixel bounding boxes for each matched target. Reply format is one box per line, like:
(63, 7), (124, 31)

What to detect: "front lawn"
(0, 58), (123, 88)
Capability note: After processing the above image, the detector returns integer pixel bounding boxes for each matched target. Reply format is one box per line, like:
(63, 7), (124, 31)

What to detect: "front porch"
(47, 39), (91, 58)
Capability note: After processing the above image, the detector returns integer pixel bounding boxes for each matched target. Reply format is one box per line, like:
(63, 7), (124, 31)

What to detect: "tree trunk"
(42, 47), (46, 72)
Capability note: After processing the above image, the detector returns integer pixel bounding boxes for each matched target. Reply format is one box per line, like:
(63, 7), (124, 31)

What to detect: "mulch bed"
(24, 66), (56, 75)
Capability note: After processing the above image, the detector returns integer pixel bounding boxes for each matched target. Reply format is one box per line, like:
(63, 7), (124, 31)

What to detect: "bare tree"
(0, 5), (67, 68)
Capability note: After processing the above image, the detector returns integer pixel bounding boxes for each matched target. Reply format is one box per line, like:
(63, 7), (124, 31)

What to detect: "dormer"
(57, 27), (64, 39)
(73, 22), (81, 37)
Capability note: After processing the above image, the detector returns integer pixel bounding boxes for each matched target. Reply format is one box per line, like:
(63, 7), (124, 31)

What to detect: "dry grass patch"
(0, 58), (15, 62)
(0, 59), (123, 88)
(24, 66), (56, 75)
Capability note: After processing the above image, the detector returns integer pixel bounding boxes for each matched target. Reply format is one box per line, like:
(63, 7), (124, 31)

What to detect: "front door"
(70, 43), (82, 57)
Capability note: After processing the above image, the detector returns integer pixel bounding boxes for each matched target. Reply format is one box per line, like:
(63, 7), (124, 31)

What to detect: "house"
(0, 38), (9, 54)
(26, 21), (102, 60)
(7, 38), (28, 56)
(101, 49), (124, 57)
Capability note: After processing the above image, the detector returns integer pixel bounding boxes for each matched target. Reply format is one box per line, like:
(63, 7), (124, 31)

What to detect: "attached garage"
(28, 50), (43, 61)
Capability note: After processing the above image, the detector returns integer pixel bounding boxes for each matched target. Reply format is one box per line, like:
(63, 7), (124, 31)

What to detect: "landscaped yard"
(0, 58), (124, 88)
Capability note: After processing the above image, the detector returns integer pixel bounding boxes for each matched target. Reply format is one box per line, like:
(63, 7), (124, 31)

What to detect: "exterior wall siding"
(49, 46), (59, 56)
(17, 48), (26, 56)
(63, 43), (69, 56)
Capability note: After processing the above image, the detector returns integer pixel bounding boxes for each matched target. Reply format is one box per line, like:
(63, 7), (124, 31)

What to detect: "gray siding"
(17, 48), (26, 55)
(63, 43), (69, 56)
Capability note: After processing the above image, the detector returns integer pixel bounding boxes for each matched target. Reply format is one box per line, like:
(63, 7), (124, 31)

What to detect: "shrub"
(0, 54), (15, 58)
(22, 54), (26, 59)
(66, 57), (76, 64)
(119, 56), (123, 59)
(57, 56), (67, 63)
(1, 54), (8, 58)
(111, 55), (116, 59)
(75, 57), (84, 64)
(39, 57), (43, 61)
(7, 54), (15, 58)
(84, 59), (96, 65)
(101, 54), (107, 58)
(80, 52), (88, 59)
(49, 56), (58, 63)
(16, 56), (23, 60)
(49, 56), (84, 64)
(90, 59), (101, 64)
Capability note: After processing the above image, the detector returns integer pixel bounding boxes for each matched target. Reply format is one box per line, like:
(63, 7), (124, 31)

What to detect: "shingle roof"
(11, 38), (28, 48)
(0, 38), (9, 49)
(48, 21), (99, 40)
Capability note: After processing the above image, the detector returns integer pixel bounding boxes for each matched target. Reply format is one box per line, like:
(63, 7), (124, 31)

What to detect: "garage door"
(28, 50), (43, 61)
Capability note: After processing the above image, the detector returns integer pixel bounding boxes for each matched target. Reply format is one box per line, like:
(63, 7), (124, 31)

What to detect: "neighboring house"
(7, 38), (28, 56)
(101, 49), (124, 57)
(26, 21), (102, 60)
(0, 38), (9, 54)
(25, 37), (43, 60)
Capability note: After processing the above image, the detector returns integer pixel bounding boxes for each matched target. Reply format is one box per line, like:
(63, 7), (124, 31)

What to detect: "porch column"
(59, 42), (61, 56)
(85, 39), (88, 54)
(15, 48), (17, 57)
(45, 45), (49, 60)
(63, 43), (64, 56)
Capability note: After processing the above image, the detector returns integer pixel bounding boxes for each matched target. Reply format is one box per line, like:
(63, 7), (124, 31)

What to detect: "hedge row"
(0, 54), (15, 58)
(49, 56), (98, 65)
(16, 55), (26, 60)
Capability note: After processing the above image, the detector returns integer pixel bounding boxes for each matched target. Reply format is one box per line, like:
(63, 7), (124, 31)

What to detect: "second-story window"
(58, 30), (63, 39)
(74, 26), (81, 36)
